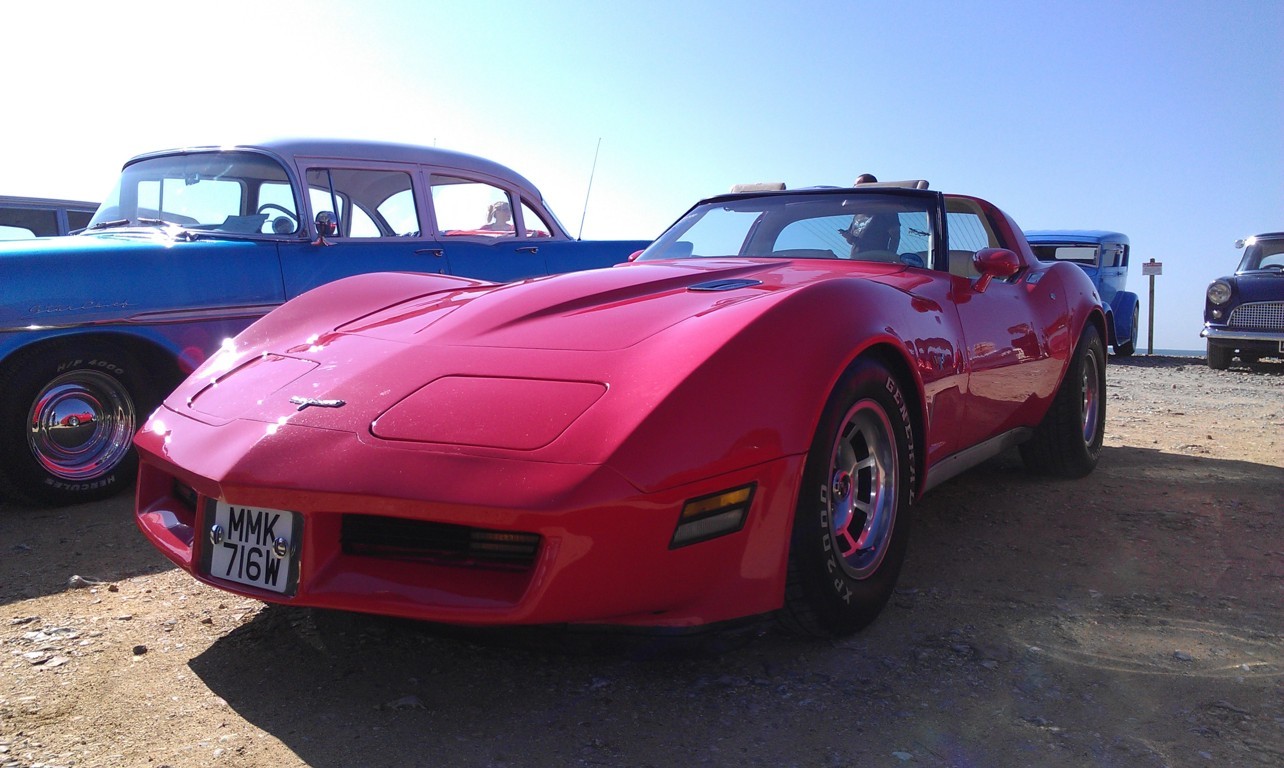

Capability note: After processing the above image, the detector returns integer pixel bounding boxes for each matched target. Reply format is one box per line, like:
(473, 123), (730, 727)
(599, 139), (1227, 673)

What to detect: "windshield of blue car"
(636, 192), (934, 266)
(1239, 239), (1284, 271)
(86, 152), (300, 236)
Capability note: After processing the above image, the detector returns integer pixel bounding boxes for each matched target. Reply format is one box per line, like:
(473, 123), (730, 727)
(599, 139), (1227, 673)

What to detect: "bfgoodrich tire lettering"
(0, 343), (151, 506)
(778, 358), (914, 638)
(1019, 324), (1106, 478)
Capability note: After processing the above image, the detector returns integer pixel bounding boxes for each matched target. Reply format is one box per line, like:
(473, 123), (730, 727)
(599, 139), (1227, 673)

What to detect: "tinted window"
(0, 206), (58, 238)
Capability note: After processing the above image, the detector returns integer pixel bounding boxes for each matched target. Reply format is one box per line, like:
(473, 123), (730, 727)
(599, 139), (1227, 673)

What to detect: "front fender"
(1110, 290), (1140, 340)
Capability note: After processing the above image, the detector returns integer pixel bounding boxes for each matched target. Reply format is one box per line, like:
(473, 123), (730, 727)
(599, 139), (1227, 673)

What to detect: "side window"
(519, 201), (553, 239)
(0, 206), (57, 238)
(431, 176), (513, 236)
(946, 211), (998, 252)
(945, 200), (1000, 278)
(66, 209), (94, 232)
(305, 168), (418, 238)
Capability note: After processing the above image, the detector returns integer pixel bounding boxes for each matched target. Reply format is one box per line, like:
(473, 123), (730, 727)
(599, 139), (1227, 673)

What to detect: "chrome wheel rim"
(827, 399), (898, 580)
(1080, 352), (1102, 444)
(27, 370), (136, 481)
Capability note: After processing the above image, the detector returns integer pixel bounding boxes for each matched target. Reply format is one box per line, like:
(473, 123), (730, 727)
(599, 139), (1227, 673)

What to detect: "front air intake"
(341, 514), (541, 571)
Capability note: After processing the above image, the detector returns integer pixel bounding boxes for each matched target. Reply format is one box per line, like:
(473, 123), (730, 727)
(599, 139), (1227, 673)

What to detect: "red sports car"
(134, 182), (1108, 637)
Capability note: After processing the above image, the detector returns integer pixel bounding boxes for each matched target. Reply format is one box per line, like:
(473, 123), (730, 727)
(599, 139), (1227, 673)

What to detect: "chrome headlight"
(1206, 280), (1232, 305)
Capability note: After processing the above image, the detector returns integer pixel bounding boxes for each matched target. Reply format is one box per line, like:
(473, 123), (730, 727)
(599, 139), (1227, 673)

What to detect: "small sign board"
(1142, 260), (1163, 276)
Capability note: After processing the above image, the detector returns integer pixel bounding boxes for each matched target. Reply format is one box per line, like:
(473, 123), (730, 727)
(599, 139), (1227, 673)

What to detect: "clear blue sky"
(3, 0), (1279, 350)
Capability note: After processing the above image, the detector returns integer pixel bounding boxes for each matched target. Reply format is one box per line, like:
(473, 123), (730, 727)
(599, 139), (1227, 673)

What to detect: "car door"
(276, 162), (447, 297)
(945, 200), (1055, 448)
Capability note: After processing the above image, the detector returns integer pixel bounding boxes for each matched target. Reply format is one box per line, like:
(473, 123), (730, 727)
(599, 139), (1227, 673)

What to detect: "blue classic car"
(1027, 230), (1139, 356)
(0, 139), (650, 505)
(1202, 232), (1284, 369)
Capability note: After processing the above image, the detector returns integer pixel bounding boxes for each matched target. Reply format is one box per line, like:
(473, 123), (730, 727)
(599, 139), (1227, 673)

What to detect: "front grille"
(1228, 301), (1284, 331)
(341, 514), (541, 570)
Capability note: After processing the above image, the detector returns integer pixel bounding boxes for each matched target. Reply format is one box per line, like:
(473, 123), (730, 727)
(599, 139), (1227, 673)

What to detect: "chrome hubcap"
(1080, 353), (1101, 444)
(827, 399), (898, 579)
(27, 370), (136, 481)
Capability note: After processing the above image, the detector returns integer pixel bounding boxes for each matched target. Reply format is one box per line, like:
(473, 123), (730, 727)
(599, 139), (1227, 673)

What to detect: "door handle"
(517, 246), (539, 254)
(415, 248), (445, 257)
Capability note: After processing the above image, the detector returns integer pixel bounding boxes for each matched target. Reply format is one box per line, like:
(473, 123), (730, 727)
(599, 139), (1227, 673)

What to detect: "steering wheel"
(257, 203), (298, 222)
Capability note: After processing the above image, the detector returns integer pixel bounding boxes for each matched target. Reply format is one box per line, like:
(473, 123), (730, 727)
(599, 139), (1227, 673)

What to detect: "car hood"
(158, 258), (906, 490)
(1226, 270), (1284, 303)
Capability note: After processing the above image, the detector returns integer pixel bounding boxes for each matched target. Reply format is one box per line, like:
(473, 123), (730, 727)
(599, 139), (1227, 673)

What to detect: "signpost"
(1141, 258), (1163, 355)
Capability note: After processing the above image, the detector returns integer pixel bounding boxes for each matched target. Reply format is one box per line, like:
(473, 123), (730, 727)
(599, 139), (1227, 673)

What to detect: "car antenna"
(576, 138), (602, 240)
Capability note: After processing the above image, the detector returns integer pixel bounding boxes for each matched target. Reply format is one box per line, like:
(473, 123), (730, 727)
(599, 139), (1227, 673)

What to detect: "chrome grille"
(1228, 301), (1284, 331)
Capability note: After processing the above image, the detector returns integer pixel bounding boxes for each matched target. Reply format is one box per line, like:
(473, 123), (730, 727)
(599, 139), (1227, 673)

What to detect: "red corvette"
(134, 183), (1107, 637)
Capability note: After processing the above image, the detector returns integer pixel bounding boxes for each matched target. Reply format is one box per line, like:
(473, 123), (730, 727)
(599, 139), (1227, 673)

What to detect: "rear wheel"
(1206, 340), (1232, 370)
(0, 343), (152, 506)
(778, 358), (914, 638)
(1020, 325), (1105, 478)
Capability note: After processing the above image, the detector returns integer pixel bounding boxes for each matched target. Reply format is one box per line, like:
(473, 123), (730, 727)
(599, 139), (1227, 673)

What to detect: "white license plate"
(203, 501), (301, 595)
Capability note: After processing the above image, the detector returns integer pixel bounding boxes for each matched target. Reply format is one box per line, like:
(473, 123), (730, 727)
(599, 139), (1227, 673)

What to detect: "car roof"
(125, 138), (543, 197)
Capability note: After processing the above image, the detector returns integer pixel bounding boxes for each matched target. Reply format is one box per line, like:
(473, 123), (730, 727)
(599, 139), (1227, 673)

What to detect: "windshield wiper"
(88, 217), (184, 231)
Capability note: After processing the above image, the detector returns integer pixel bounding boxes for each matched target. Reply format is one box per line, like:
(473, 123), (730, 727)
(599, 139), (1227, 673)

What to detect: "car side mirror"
(312, 211), (338, 246)
(972, 247), (1021, 292)
(315, 211), (338, 237)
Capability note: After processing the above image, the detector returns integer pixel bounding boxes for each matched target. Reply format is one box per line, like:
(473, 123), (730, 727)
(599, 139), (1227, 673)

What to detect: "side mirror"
(315, 211), (339, 237)
(628, 249), (645, 262)
(972, 247), (1021, 292)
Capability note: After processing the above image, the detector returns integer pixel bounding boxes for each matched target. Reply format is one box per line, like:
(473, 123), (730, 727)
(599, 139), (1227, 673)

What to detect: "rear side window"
(431, 176), (513, 236)
(0, 206), (57, 238)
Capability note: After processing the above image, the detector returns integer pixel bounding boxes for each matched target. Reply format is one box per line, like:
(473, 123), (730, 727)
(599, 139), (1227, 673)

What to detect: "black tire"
(0, 342), (152, 506)
(777, 358), (914, 638)
(1019, 325), (1106, 478)
(1115, 305), (1138, 357)
(1206, 340), (1232, 370)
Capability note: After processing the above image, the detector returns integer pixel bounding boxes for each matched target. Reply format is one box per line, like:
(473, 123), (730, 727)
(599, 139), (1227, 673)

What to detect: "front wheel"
(1115, 305), (1138, 357)
(1206, 340), (1232, 370)
(1020, 325), (1106, 478)
(777, 358), (915, 638)
(0, 343), (152, 506)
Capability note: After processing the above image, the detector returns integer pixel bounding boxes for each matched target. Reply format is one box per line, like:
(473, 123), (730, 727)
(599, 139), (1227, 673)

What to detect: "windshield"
(87, 151), (299, 236)
(1238, 238), (1284, 271)
(637, 192), (934, 267)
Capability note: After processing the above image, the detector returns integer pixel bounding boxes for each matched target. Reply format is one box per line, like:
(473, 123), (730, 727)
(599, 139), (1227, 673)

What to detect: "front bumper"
(133, 408), (804, 629)
(1201, 325), (1284, 353)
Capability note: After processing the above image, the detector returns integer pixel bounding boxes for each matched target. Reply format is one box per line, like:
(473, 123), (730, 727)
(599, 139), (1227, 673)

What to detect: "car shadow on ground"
(184, 445), (1283, 767)
(0, 492), (171, 606)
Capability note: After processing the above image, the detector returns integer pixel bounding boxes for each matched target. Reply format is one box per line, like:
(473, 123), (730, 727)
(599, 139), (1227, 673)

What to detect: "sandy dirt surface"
(2, 356), (1281, 768)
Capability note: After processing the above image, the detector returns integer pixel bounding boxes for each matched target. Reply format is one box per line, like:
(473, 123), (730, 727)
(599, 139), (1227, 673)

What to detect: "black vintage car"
(1202, 232), (1284, 369)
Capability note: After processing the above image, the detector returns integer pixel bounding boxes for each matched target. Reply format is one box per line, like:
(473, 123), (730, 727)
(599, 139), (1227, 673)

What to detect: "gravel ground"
(1, 355), (1281, 768)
